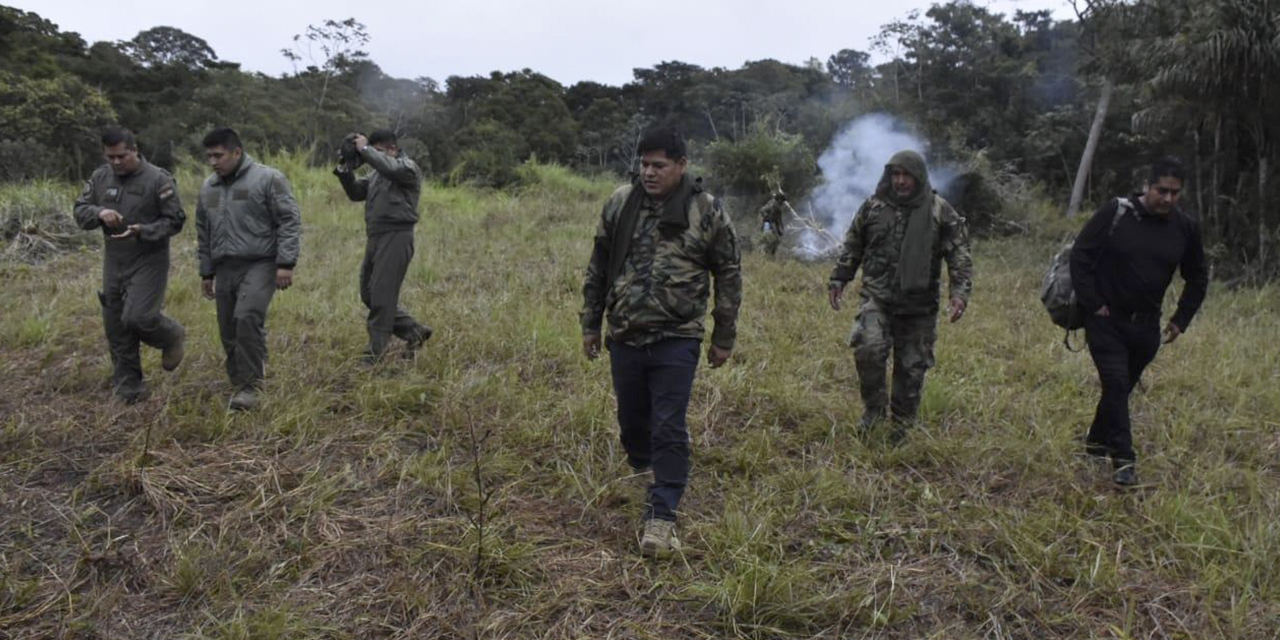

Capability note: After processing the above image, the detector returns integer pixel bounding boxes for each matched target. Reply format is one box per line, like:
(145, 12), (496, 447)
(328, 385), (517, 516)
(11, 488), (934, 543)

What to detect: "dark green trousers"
(360, 230), (427, 355)
(99, 247), (182, 395)
(215, 259), (276, 389)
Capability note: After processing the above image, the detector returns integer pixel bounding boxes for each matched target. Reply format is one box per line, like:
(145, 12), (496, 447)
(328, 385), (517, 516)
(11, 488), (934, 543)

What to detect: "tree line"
(1, 1), (1276, 277)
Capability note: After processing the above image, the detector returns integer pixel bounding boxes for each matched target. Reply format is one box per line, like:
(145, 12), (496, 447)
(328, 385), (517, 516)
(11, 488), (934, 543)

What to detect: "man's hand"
(110, 224), (142, 239)
(948, 296), (966, 323)
(1095, 305), (1111, 317)
(708, 345), (732, 368)
(583, 333), (602, 360)
(276, 268), (293, 290)
(1162, 321), (1182, 344)
(353, 133), (368, 150)
(98, 209), (124, 229)
(828, 283), (845, 311)
(201, 278), (215, 300)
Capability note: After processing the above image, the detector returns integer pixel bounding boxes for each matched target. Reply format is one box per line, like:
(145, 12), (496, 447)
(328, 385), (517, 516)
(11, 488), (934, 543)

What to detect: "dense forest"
(1, 1), (1277, 277)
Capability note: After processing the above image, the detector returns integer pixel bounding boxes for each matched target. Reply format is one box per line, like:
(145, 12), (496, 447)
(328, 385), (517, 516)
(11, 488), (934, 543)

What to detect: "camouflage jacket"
(74, 160), (185, 259)
(581, 184), (742, 349)
(829, 194), (972, 315)
(759, 200), (785, 233)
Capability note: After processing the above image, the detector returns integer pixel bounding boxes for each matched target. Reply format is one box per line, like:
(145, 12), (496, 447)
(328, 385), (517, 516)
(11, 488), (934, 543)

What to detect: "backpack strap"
(1109, 198), (1133, 236)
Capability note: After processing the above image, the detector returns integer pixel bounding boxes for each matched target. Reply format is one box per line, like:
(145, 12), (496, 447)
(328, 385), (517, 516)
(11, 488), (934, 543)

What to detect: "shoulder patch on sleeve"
(159, 185), (176, 201)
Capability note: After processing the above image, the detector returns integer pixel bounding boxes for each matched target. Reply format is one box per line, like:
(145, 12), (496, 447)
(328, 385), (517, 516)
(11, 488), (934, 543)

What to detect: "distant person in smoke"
(757, 189), (787, 256)
(580, 128), (742, 558)
(1069, 156), (1207, 487)
(333, 130), (433, 364)
(827, 150), (973, 442)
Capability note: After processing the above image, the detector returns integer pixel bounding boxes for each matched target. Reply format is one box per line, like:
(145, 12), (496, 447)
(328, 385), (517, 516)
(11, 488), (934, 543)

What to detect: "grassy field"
(1, 159), (1278, 639)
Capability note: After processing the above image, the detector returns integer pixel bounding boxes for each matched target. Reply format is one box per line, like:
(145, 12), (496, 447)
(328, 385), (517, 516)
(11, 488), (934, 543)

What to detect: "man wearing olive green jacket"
(73, 127), (187, 404)
(196, 128), (302, 411)
(334, 129), (432, 363)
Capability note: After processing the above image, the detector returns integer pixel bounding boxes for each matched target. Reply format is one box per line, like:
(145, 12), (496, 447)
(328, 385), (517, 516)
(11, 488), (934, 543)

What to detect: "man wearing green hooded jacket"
(827, 150), (973, 440)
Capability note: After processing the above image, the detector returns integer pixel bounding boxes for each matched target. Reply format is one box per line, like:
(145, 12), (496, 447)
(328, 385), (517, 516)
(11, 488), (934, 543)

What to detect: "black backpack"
(1040, 198), (1133, 349)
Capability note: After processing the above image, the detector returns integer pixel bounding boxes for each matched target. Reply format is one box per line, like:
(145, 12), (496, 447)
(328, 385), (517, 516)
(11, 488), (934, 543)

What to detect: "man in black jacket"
(334, 130), (432, 363)
(1070, 156), (1208, 486)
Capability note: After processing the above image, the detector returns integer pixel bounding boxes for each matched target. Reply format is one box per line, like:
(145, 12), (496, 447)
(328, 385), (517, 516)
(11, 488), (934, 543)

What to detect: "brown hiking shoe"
(161, 326), (185, 371)
(640, 519), (679, 558)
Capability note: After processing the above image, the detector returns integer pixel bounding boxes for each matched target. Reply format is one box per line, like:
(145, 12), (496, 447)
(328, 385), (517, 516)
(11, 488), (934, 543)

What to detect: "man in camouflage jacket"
(828, 150), (973, 440)
(580, 128), (742, 557)
(74, 128), (187, 404)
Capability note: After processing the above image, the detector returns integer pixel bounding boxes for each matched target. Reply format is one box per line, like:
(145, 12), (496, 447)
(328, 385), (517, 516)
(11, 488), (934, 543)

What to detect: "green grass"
(0, 158), (1278, 638)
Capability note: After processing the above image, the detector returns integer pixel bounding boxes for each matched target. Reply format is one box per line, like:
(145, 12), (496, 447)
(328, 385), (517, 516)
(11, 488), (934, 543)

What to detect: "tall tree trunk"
(1067, 79), (1114, 218)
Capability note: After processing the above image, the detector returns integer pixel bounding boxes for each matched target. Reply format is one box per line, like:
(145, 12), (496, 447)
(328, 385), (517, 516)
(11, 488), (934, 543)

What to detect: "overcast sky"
(12, 0), (1073, 86)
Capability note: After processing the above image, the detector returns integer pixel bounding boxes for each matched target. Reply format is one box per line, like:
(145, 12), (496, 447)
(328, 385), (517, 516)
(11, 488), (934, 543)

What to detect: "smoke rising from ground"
(795, 113), (954, 258)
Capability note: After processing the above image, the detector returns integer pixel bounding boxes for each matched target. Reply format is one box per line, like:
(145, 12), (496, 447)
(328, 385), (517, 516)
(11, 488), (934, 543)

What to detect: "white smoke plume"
(794, 113), (955, 259)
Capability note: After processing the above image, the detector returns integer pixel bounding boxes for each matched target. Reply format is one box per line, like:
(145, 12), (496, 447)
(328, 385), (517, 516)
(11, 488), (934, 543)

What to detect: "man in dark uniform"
(333, 129), (432, 363)
(73, 128), (186, 404)
(196, 128), (302, 411)
(1070, 156), (1208, 486)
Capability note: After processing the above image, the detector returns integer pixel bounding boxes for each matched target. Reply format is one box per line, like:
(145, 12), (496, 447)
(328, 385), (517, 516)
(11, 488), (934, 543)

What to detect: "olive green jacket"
(196, 156), (302, 278)
(74, 160), (185, 257)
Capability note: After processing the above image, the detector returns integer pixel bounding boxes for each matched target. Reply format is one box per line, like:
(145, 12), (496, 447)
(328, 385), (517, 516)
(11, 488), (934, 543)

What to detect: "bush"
(705, 124), (818, 200)
(0, 138), (63, 182)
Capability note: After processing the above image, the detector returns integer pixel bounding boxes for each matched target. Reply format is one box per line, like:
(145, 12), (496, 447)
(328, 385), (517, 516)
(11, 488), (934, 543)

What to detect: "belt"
(1112, 310), (1160, 325)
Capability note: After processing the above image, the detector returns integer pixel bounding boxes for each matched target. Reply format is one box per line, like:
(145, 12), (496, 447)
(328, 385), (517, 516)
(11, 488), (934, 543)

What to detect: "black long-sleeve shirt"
(1070, 195), (1208, 331)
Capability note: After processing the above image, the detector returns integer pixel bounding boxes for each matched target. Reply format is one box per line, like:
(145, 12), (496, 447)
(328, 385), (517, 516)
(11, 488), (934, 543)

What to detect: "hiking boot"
(640, 518), (679, 558)
(1112, 461), (1138, 487)
(229, 387), (260, 412)
(161, 325), (185, 372)
(405, 325), (433, 352)
(114, 380), (150, 405)
(857, 409), (887, 435)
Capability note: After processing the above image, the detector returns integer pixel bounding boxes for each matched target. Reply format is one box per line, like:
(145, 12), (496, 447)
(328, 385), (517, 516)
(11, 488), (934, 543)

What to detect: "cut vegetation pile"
(0, 182), (98, 264)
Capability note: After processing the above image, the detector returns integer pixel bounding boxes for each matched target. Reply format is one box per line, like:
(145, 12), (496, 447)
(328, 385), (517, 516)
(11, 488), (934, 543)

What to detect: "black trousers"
(99, 248), (182, 393)
(360, 230), (427, 355)
(609, 338), (700, 522)
(1084, 313), (1161, 462)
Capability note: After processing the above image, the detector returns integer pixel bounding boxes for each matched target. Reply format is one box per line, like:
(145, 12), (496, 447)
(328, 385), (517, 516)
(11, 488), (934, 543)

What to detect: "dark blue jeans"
(609, 338), (700, 522)
(1084, 313), (1161, 462)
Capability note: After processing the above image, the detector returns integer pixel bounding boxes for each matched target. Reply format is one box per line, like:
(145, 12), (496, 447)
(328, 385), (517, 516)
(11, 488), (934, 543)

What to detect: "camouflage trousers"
(757, 230), (781, 256)
(848, 298), (938, 422)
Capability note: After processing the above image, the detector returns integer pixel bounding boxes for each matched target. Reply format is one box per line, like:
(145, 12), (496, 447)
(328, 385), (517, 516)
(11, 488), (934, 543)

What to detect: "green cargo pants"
(849, 297), (938, 422)
(360, 230), (429, 355)
(215, 258), (276, 389)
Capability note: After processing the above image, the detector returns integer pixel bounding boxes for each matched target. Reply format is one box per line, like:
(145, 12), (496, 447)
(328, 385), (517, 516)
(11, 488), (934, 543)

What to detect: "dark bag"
(1039, 198), (1132, 349)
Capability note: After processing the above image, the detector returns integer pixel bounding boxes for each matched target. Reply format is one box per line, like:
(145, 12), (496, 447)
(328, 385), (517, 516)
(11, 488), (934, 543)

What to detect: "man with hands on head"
(73, 127), (187, 404)
(580, 127), (741, 558)
(195, 128), (301, 411)
(333, 129), (432, 364)
(828, 150), (973, 443)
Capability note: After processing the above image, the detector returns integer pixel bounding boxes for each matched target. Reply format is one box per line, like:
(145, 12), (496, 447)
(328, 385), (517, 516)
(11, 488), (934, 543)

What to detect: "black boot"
(1112, 459), (1137, 487)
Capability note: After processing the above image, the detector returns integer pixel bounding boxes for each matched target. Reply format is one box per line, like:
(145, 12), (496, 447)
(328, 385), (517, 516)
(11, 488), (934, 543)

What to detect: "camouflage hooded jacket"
(581, 182), (742, 349)
(829, 152), (973, 315)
